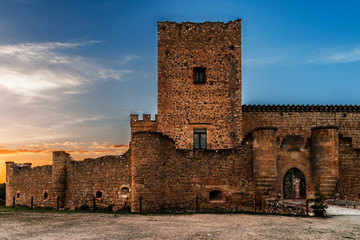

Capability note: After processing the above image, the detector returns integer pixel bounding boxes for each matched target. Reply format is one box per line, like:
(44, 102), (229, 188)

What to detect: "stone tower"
(157, 20), (242, 150)
(311, 126), (339, 198)
(51, 151), (69, 208)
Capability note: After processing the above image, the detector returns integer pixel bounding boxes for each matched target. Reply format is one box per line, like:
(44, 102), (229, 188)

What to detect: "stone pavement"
(327, 204), (360, 216)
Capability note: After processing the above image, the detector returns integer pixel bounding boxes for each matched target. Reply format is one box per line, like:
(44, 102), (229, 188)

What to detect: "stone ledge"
(243, 104), (360, 113)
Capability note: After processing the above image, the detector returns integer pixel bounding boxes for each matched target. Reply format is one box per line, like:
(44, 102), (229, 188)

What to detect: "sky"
(1, 0), (360, 183)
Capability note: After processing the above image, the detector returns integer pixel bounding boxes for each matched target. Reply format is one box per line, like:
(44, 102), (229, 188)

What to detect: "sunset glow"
(2, 0), (360, 183)
(0, 143), (128, 183)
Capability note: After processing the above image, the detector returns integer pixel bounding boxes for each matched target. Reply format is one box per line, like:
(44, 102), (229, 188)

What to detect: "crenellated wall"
(243, 105), (360, 148)
(6, 125), (360, 213)
(130, 114), (158, 135)
(5, 20), (360, 214)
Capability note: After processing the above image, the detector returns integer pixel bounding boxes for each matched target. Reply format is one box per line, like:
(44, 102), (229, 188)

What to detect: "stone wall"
(337, 136), (360, 201)
(66, 152), (131, 212)
(130, 114), (158, 135)
(131, 131), (254, 213)
(243, 105), (360, 148)
(266, 199), (308, 216)
(311, 126), (339, 198)
(5, 162), (53, 208)
(252, 127), (278, 200)
(5, 151), (132, 211)
(157, 20), (242, 149)
(5, 128), (360, 212)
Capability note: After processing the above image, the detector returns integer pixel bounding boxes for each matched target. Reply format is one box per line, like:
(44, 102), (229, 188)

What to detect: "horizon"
(1, 0), (360, 183)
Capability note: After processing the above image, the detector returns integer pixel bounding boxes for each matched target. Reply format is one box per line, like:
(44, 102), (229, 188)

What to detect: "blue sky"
(1, 0), (360, 181)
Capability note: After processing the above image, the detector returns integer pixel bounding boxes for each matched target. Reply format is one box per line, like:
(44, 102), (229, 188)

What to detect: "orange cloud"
(0, 142), (129, 183)
(0, 148), (52, 155)
(89, 142), (129, 150)
(104, 144), (128, 148)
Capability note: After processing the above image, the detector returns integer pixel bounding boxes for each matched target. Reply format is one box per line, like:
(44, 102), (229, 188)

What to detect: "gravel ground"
(0, 206), (359, 240)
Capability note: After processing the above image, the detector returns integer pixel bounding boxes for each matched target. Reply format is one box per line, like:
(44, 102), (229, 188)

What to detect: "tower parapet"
(130, 114), (158, 135)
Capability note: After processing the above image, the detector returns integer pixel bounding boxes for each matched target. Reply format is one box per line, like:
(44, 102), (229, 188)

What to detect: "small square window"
(194, 129), (206, 149)
(194, 68), (206, 83)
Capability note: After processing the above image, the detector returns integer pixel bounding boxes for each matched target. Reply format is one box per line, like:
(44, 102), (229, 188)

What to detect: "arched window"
(16, 193), (20, 198)
(283, 168), (306, 199)
(209, 190), (222, 201)
(96, 191), (102, 198)
(121, 187), (129, 194)
(44, 192), (48, 200)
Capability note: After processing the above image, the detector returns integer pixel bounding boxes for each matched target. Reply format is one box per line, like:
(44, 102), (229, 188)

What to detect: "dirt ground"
(0, 206), (360, 240)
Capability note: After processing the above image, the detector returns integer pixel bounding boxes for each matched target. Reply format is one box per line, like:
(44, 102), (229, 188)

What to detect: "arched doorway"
(283, 168), (306, 199)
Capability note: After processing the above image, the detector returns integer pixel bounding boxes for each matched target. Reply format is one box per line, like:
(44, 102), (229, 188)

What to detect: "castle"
(6, 20), (360, 213)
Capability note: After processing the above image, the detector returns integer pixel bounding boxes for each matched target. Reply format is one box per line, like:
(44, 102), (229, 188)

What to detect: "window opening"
(121, 187), (130, 194)
(194, 68), (206, 83)
(44, 192), (48, 200)
(96, 191), (102, 198)
(16, 193), (20, 198)
(194, 129), (207, 149)
(209, 190), (222, 201)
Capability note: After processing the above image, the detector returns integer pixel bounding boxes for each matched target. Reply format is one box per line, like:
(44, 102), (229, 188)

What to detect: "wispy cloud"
(48, 115), (105, 129)
(309, 45), (360, 64)
(0, 141), (128, 156)
(115, 54), (142, 65)
(244, 55), (286, 66)
(0, 41), (130, 102)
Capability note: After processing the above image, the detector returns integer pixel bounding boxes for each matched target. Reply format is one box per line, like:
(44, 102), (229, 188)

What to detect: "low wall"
(6, 163), (53, 208)
(266, 199), (308, 216)
(65, 151), (131, 211)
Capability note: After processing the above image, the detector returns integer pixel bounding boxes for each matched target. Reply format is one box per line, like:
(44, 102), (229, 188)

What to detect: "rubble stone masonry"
(157, 20), (242, 149)
(5, 20), (360, 213)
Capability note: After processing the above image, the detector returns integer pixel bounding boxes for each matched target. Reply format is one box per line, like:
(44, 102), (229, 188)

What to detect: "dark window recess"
(16, 193), (20, 198)
(194, 68), (206, 83)
(96, 191), (102, 198)
(194, 129), (207, 149)
(121, 187), (130, 194)
(209, 190), (222, 201)
(44, 192), (48, 200)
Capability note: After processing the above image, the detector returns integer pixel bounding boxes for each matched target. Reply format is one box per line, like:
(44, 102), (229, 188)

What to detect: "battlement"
(243, 104), (360, 113)
(158, 20), (241, 48)
(157, 19), (243, 149)
(130, 114), (158, 135)
(6, 162), (32, 170)
(130, 114), (157, 123)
